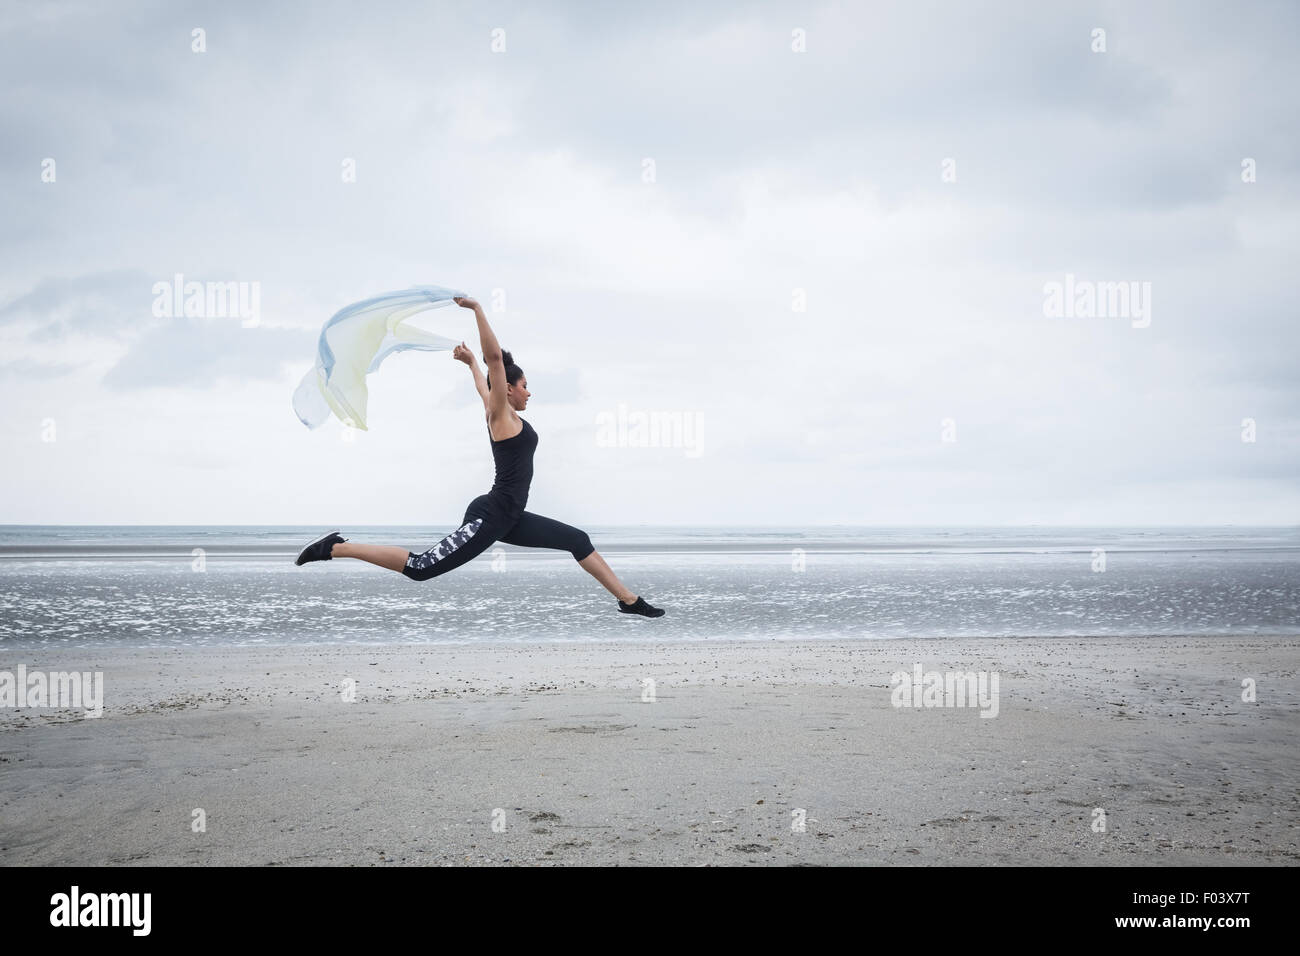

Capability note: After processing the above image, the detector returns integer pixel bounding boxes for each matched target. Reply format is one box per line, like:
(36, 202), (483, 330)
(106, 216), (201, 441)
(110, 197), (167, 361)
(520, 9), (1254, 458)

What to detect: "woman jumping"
(294, 295), (665, 617)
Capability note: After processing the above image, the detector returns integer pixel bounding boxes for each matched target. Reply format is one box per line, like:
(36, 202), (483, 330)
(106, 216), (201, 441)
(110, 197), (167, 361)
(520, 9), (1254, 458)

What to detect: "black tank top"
(486, 416), (538, 515)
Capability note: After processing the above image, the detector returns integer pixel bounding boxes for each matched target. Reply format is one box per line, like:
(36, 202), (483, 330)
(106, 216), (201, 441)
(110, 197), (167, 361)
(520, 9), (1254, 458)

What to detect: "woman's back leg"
(401, 512), (506, 581)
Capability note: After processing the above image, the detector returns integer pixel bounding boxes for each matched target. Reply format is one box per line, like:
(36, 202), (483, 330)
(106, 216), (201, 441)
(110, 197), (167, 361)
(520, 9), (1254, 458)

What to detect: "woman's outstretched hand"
(452, 341), (475, 366)
(453, 296), (479, 311)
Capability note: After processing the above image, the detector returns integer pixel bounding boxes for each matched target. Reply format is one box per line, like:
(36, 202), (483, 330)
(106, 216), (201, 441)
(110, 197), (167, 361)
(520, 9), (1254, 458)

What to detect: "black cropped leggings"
(402, 494), (596, 582)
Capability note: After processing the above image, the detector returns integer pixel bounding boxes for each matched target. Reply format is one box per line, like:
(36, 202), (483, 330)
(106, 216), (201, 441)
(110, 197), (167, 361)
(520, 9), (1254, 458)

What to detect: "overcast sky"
(2, 0), (1297, 526)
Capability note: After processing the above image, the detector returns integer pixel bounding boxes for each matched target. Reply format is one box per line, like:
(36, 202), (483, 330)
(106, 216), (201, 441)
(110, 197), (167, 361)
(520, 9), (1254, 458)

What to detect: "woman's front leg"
(578, 549), (637, 604)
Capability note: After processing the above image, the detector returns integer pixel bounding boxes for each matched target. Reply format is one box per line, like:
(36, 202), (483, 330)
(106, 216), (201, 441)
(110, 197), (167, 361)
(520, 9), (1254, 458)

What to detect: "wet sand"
(1, 636), (1296, 865)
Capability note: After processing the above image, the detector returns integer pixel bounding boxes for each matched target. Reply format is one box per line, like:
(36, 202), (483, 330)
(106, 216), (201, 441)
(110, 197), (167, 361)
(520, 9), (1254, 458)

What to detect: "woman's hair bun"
(500, 349), (514, 366)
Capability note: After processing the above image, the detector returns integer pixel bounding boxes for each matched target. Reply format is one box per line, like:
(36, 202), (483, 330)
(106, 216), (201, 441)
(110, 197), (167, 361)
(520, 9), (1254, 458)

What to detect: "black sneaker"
(295, 530), (345, 566)
(618, 596), (665, 617)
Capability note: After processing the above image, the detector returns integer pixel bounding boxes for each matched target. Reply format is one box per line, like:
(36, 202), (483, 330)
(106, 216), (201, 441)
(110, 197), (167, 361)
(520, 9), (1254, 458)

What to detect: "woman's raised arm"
(452, 341), (490, 406)
(454, 296), (508, 418)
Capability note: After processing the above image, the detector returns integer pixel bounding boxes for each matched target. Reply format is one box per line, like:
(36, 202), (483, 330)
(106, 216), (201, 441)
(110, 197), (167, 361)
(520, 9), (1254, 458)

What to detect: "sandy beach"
(1, 636), (1296, 866)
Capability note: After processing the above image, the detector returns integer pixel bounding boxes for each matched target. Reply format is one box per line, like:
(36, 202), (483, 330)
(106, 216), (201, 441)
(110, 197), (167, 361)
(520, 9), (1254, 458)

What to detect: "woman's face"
(508, 376), (530, 410)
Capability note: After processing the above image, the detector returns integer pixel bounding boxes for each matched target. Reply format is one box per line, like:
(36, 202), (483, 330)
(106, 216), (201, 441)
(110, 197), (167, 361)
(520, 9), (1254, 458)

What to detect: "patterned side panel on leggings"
(405, 518), (484, 575)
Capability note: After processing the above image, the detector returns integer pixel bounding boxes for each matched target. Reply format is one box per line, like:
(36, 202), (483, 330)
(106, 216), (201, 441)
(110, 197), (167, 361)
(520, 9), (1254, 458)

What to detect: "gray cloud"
(0, 270), (152, 338)
(0, 357), (84, 378)
(101, 319), (309, 388)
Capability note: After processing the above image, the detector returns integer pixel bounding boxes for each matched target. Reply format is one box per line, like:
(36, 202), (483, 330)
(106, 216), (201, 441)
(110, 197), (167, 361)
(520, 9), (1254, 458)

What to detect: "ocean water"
(0, 526), (1296, 647)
